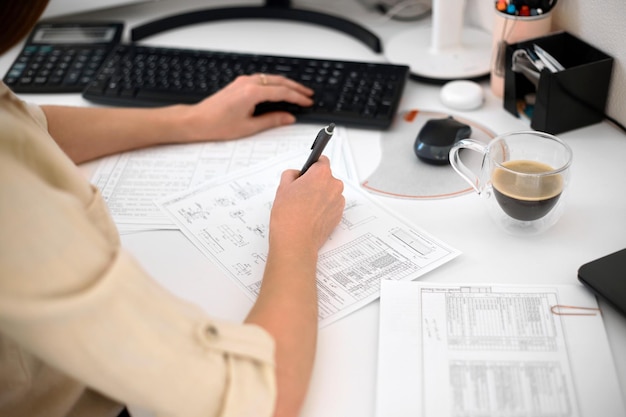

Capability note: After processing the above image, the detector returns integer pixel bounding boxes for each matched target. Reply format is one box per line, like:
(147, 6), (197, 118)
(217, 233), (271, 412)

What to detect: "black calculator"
(3, 21), (123, 93)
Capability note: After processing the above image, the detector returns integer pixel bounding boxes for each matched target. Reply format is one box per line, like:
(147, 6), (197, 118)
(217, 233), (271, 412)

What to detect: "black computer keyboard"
(82, 44), (409, 129)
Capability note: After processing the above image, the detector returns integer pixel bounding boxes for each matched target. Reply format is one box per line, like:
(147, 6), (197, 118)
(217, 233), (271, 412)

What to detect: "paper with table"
(156, 151), (460, 327)
(376, 280), (626, 417)
(91, 124), (355, 232)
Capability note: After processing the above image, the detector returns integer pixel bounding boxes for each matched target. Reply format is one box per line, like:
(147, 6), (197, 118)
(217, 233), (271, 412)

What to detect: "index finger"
(312, 155), (331, 168)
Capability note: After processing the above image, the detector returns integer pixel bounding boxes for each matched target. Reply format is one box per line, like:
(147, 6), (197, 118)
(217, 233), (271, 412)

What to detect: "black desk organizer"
(504, 32), (614, 134)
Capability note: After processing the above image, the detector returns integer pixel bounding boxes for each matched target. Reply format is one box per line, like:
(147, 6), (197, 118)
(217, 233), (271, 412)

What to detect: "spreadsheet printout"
(376, 281), (626, 417)
(156, 152), (460, 327)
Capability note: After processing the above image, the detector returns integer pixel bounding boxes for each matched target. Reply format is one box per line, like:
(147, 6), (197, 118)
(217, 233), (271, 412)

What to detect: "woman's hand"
(180, 73), (314, 142)
(269, 156), (345, 255)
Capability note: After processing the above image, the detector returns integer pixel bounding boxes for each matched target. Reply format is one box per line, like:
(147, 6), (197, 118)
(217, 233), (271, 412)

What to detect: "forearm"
(41, 104), (199, 164)
(245, 246), (319, 417)
(40, 75), (314, 165)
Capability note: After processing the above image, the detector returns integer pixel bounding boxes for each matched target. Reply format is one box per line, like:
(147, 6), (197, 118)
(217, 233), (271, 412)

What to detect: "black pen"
(299, 123), (335, 176)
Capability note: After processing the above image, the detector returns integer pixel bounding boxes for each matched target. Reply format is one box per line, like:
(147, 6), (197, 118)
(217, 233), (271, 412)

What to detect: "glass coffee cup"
(449, 131), (573, 235)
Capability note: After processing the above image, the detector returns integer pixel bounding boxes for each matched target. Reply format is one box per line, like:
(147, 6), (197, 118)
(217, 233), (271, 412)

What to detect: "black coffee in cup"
(492, 160), (563, 221)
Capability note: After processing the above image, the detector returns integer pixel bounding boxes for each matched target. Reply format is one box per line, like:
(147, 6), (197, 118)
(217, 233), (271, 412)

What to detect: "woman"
(0, 2), (346, 417)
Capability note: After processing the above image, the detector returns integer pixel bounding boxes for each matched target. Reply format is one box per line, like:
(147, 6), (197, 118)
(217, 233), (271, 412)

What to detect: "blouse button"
(204, 324), (219, 340)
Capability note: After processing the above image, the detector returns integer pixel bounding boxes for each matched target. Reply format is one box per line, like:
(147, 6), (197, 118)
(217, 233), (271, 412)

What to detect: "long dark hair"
(0, 0), (50, 54)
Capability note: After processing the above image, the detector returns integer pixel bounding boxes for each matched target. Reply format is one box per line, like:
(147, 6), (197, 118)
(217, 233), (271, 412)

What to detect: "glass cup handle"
(449, 139), (487, 194)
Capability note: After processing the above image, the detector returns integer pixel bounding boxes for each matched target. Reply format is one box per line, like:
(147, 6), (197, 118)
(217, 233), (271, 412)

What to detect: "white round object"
(440, 80), (484, 110)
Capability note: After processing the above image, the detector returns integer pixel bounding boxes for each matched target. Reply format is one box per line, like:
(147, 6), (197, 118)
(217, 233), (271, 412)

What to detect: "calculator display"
(32, 26), (118, 44)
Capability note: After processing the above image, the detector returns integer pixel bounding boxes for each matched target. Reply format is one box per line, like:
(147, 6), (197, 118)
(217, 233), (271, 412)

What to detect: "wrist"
(152, 104), (204, 144)
(162, 104), (199, 143)
(269, 238), (319, 266)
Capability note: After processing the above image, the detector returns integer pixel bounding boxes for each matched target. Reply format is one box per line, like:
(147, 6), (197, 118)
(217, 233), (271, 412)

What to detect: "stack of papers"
(155, 152), (460, 327)
(92, 124), (344, 233)
(91, 125), (460, 325)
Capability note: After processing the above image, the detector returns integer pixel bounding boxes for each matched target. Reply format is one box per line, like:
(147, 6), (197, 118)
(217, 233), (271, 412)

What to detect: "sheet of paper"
(156, 152), (460, 327)
(91, 124), (345, 232)
(377, 280), (626, 417)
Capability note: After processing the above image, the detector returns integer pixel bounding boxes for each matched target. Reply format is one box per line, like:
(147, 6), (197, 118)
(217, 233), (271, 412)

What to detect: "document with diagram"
(376, 280), (626, 417)
(157, 152), (460, 327)
(91, 124), (348, 232)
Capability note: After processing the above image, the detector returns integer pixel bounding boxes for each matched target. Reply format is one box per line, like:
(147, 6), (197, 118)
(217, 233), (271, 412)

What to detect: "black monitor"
(130, 0), (382, 53)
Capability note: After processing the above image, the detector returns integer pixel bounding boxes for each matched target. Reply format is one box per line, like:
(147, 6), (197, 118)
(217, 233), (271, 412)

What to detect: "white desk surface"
(2, 0), (625, 416)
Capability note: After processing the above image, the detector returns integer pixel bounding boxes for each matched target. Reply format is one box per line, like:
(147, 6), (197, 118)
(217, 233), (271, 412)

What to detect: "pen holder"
(490, 9), (553, 98)
(503, 32), (614, 134)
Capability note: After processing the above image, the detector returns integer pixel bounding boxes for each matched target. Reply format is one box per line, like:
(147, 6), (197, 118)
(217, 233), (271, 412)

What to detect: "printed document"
(157, 152), (460, 327)
(91, 124), (346, 232)
(376, 280), (626, 417)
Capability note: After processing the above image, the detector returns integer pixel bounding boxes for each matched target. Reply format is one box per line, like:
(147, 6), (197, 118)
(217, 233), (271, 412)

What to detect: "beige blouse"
(0, 82), (276, 417)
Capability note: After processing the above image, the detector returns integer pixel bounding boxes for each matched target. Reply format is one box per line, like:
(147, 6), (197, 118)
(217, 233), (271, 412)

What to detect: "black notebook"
(578, 248), (626, 317)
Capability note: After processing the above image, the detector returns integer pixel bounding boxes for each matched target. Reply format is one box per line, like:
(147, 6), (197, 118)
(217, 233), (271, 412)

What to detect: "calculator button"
(7, 69), (23, 78)
(11, 62), (27, 71)
(63, 71), (80, 85)
(22, 46), (37, 55)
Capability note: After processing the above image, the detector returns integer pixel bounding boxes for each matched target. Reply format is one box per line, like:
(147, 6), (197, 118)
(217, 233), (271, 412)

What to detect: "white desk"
(3, 1), (625, 416)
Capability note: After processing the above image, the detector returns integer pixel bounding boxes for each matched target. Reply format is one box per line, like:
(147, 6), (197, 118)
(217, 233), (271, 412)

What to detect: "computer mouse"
(414, 116), (472, 165)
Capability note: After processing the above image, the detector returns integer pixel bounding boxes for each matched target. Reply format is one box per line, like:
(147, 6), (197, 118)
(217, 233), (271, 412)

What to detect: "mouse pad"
(362, 109), (496, 199)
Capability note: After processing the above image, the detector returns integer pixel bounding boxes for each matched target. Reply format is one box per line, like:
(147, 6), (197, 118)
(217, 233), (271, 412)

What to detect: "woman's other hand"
(181, 74), (314, 142)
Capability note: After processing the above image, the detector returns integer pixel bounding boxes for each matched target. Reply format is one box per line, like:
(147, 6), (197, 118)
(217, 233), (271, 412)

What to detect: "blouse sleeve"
(24, 102), (48, 130)
(0, 139), (276, 417)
